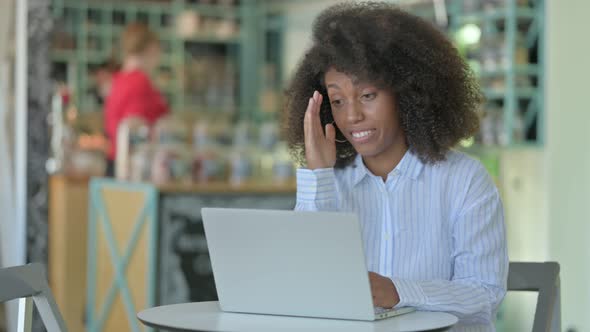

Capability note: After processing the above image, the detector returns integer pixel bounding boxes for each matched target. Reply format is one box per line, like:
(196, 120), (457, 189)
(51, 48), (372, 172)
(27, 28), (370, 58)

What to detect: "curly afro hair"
(284, 1), (482, 168)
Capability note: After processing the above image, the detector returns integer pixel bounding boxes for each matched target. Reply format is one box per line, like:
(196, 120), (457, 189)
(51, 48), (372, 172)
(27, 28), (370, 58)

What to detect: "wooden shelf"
(484, 87), (537, 100)
(454, 8), (536, 24)
(478, 64), (539, 78)
(157, 180), (297, 194)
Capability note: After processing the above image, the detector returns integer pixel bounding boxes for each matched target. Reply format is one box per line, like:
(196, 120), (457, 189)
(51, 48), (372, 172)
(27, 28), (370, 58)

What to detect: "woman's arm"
(392, 164), (508, 326)
(294, 168), (340, 211)
(295, 91), (340, 211)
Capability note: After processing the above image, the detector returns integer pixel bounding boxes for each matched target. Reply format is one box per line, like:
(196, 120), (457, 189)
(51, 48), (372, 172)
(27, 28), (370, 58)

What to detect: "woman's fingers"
(303, 98), (314, 148)
(304, 92), (325, 144)
(310, 92), (326, 140)
(313, 91), (323, 117)
(317, 92), (323, 111)
(325, 123), (335, 143)
(303, 91), (336, 170)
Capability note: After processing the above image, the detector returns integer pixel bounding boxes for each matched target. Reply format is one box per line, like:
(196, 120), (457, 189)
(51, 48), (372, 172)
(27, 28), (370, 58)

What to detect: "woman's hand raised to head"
(304, 91), (336, 170)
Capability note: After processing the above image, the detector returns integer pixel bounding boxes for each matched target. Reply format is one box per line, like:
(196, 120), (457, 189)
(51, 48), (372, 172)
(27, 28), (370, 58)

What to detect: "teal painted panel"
(87, 178), (158, 332)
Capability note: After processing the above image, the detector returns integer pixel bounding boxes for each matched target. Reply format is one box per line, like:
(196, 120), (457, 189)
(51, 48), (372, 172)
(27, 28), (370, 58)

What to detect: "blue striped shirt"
(295, 150), (508, 331)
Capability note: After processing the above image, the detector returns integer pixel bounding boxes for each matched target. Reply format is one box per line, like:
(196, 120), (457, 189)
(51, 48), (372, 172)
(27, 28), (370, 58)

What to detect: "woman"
(104, 22), (169, 175)
(285, 3), (508, 331)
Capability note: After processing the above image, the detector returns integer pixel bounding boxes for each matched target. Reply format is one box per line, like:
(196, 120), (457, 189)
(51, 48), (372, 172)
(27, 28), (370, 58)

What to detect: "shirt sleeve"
(124, 72), (169, 124)
(123, 98), (150, 118)
(294, 168), (340, 212)
(151, 89), (170, 119)
(392, 164), (508, 326)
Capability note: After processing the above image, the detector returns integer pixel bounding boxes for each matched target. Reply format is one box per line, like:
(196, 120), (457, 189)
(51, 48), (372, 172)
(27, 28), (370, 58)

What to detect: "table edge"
(137, 302), (459, 331)
(138, 314), (201, 332)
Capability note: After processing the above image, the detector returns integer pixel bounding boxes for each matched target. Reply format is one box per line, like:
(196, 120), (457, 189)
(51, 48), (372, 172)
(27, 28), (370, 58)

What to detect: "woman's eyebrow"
(326, 83), (341, 89)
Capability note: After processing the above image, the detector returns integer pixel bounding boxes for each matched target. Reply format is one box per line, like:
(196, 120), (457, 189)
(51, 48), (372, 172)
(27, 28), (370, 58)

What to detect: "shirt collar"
(351, 149), (425, 187)
(398, 150), (425, 180)
(351, 154), (370, 186)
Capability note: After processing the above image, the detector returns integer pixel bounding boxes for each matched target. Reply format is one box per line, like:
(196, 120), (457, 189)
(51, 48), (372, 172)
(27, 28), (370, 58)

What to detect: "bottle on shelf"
(115, 116), (150, 180)
(272, 141), (295, 185)
(479, 105), (497, 146)
(257, 120), (279, 182)
(130, 144), (154, 182)
(229, 121), (255, 186)
(151, 115), (191, 185)
(47, 84), (71, 174)
(176, 10), (201, 39)
(191, 119), (228, 183)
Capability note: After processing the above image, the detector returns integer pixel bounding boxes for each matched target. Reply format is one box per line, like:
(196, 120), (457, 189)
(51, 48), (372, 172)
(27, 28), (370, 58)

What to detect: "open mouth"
(350, 129), (376, 143)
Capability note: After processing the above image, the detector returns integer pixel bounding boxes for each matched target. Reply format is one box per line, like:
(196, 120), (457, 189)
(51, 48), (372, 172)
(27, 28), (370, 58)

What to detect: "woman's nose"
(345, 102), (364, 123)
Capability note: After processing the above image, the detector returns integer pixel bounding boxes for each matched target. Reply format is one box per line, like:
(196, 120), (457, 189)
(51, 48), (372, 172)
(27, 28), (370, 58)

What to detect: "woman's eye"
(361, 93), (377, 101)
(331, 99), (343, 107)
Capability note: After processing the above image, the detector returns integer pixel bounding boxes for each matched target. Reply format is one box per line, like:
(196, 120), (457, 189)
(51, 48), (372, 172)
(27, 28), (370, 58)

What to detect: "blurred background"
(0, 0), (588, 331)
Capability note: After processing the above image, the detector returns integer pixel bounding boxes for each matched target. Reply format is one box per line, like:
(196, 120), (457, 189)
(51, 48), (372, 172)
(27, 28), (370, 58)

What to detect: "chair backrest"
(508, 262), (560, 332)
(0, 263), (68, 332)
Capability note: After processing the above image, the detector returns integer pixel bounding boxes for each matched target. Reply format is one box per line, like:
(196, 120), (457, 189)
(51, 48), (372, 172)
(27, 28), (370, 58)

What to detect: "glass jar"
(191, 147), (227, 183)
(229, 147), (253, 186)
(272, 142), (295, 184)
(154, 115), (189, 146)
(151, 143), (191, 185)
(115, 116), (149, 180)
(130, 144), (154, 182)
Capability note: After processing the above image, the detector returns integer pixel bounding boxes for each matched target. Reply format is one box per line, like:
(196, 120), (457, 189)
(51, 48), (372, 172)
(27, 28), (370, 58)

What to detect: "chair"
(0, 263), (67, 332)
(508, 262), (560, 332)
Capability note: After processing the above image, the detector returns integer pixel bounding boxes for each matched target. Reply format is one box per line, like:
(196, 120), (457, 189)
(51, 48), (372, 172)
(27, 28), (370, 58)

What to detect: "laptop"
(201, 208), (416, 321)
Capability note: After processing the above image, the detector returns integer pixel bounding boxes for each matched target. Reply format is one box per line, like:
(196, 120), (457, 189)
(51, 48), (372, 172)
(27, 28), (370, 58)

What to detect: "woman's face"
(143, 42), (161, 72)
(324, 68), (406, 159)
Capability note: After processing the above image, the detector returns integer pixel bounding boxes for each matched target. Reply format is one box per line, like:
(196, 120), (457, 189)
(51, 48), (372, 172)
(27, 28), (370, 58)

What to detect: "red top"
(104, 69), (169, 160)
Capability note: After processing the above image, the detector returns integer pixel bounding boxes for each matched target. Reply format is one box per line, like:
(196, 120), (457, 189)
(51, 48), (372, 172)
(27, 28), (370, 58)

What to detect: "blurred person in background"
(104, 22), (169, 176)
(92, 58), (120, 106)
